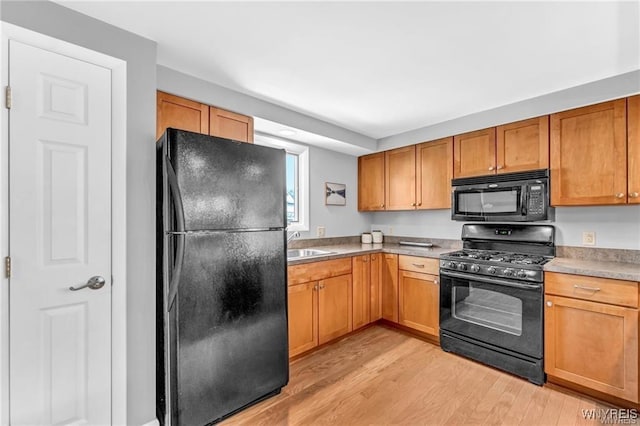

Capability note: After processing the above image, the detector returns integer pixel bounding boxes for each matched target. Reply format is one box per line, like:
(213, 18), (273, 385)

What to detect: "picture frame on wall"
(325, 182), (346, 205)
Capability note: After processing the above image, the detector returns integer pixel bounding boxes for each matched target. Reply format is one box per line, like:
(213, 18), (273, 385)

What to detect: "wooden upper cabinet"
(385, 146), (416, 210)
(453, 128), (496, 178)
(496, 116), (549, 174)
(416, 137), (453, 209)
(156, 91), (209, 140)
(209, 107), (254, 143)
(550, 99), (627, 206)
(358, 152), (385, 211)
(628, 95), (640, 204)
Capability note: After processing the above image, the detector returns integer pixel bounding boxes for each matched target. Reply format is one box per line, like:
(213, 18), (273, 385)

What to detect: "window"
(254, 134), (309, 231)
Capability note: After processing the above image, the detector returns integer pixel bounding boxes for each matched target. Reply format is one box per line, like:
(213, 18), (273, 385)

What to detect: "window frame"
(254, 134), (309, 232)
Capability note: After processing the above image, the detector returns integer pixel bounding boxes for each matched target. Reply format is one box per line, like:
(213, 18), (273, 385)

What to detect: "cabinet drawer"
(288, 257), (352, 286)
(398, 255), (439, 275)
(545, 272), (638, 308)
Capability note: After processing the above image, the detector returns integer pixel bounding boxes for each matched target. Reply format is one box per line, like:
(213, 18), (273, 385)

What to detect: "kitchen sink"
(287, 248), (335, 260)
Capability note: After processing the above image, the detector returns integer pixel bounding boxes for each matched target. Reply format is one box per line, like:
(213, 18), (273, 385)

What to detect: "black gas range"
(439, 223), (555, 385)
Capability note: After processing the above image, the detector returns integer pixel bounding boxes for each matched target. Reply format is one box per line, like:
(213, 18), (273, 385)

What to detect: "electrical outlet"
(317, 226), (325, 238)
(582, 231), (596, 246)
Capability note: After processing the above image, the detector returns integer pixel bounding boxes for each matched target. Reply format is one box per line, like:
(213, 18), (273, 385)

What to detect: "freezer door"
(168, 230), (288, 426)
(165, 129), (286, 231)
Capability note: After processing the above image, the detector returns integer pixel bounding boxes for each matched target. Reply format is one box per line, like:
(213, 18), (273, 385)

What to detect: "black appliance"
(451, 169), (553, 222)
(439, 223), (555, 385)
(156, 129), (289, 425)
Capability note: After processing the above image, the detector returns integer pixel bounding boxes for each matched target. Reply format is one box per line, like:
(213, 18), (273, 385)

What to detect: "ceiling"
(54, 1), (639, 145)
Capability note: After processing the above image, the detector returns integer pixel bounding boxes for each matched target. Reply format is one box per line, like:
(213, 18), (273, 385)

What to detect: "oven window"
(452, 284), (522, 336)
(456, 189), (520, 215)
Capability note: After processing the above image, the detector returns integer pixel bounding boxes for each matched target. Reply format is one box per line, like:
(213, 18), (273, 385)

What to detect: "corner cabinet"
(156, 91), (254, 143)
(358, 153), (385, 211)
(544, 272), (639, 403)
(628, 95), (640, 204)
(550, 99), (628, 205)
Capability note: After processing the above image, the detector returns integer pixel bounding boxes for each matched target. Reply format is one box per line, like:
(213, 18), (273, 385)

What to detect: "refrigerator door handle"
(166, 156), (186, 310)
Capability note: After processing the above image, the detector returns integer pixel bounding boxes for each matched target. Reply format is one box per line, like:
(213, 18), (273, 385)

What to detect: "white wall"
(370, 206), (640, 250)
(1, 2), (158, 425)
(306, 145), (371, 239)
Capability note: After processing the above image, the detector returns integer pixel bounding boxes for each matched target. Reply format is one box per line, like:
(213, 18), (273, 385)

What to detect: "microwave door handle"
(521, 187), (528, 215)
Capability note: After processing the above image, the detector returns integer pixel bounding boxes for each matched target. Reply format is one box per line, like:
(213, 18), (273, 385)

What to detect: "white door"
(8, 40), (112, 425)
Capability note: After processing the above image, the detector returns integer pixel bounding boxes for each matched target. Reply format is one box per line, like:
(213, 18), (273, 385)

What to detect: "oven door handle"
(440, 271), (542, 290)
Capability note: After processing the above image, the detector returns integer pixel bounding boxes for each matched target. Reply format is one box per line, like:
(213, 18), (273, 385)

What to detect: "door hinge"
(5, 86), (11, 110)
(5, 256), (11, 278)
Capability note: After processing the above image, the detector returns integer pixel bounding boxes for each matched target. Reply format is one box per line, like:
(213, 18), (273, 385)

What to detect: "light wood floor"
(223, 325), (616, 425)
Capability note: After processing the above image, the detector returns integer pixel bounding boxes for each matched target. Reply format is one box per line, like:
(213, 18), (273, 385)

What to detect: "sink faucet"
(287, 231), (300, 243)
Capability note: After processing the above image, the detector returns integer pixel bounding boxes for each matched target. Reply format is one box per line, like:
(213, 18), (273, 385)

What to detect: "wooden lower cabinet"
(352, 255), (371, 330)
(370, 254), (382, 321)
(287, 274), (353, 357)
(318, 274), (353, 344)
(288, 282), (318, 357)
(398, 270), (439, 336)
(381, 254), (399, 322)
(545, 273), (639, 403)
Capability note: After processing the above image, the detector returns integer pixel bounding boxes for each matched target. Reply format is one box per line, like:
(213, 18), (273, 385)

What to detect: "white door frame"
(0, 22), (128, 425)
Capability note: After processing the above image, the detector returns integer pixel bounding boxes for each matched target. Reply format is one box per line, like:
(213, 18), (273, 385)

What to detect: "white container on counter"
(372, 230), (383, 244)
(361, 233), (373, 244)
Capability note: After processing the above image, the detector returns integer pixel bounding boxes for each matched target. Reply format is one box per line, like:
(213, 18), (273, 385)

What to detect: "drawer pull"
(573, 284), (601, 292)
(412, 263), (425, 268)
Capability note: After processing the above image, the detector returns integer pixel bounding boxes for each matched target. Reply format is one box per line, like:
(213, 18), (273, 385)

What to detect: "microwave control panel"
(527, 185), (545, 216)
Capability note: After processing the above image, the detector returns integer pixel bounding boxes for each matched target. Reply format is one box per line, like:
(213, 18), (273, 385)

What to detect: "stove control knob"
(470, 264), (480, 273)
(517, 270), (528, 279)
(487, 266), (497, 274)
(447, 261), (457, 269)
(457, 263), (467, 271)
(503, 268), (514, 277)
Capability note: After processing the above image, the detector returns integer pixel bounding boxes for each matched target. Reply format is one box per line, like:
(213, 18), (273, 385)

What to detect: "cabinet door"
(416, 137), (453, 209)
(352, 255), (371, 330)
(358, 153), (385, 211)
(628, 95), (640, 204)
(381, 254), (399, 322)
(370, 254), (382, 321)
(545, 294), (638, 403)
(550, 99), (627, 205)
(318, 274), (352, 345)
(398, 271), (439, 336)
(156, 91), (209, 140)
(496, 116), (549, 174)
(385, 146), (416, 210)
(209, 107), (254, 143)
(453, 128), (497, 178)
(288, 282), (318, 357)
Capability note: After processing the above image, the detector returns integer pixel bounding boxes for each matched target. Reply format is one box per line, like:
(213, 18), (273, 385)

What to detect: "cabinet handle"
(411, 263), (425, 268)
(417, 202), (422, 206)
(546, 301), (553, 307)
(488, 166), (495, 171)
(433, 279), (439, 284)
(496, 165), (503, 170)
(313, 284), (318, 291)
(319, 283), (325, 290)
(380, 204), (385, 208)
(615, 193), (625, 199)
(630, 192), (639, 198)
(573, 284), (601, 292)
(411, 202), (416, 206)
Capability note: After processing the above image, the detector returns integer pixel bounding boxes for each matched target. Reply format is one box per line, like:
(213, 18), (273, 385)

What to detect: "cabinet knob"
(546, 301), (553, 307)
(615, 192), (625, 199)
(313, 284), (318, 291)
(417, 202), (422, 206)
(496, 165), (503, 170)
(411, 202), (416, 206)
(380, 204), (385, 208)
(433, 279), (439, 284)
(319, 283), (325, 290)
(630, 192), (639, 198)
(371, 255), (376, 260)
(488, 166), (495, 171)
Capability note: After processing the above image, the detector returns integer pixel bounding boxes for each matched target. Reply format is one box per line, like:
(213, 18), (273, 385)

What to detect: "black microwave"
(451, 169), (553, 222)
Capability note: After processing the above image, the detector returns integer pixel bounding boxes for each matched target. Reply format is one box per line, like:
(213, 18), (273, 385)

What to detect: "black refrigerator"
(156, 129), (289, 425)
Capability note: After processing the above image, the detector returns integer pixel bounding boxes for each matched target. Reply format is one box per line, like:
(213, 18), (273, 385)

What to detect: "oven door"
(439, 270), (543, 359)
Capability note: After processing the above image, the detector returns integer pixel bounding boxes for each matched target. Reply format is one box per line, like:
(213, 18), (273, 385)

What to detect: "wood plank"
(222, 326), (628, 425)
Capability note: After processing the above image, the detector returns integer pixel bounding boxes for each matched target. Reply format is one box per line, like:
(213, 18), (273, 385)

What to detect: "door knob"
(70, 275), (106, 291)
